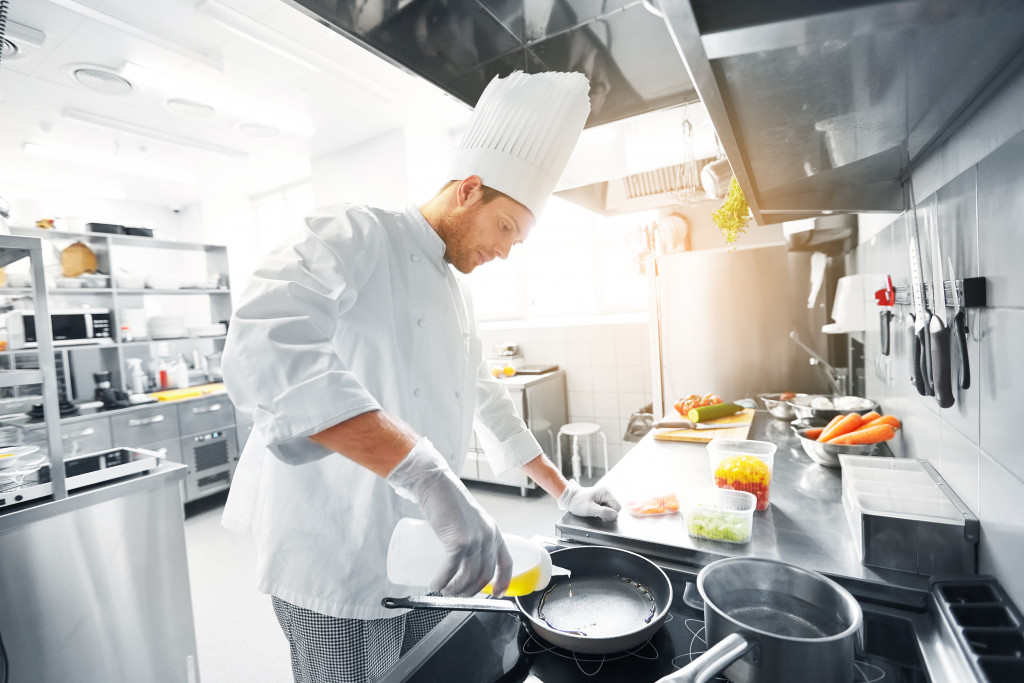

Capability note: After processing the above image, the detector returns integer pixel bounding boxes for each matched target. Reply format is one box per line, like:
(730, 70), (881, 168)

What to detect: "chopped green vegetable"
(711, 177), (750, 246)
(687, 507), (751, 543)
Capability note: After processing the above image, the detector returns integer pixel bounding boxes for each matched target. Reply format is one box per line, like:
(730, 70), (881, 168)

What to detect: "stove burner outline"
(519, 613), (670, 676)
(673, 616), (888, 683)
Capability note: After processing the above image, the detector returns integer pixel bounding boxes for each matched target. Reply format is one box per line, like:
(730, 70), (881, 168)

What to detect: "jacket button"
(455, 391), (463, 399)
(410, 254), (419, 263)
(413, 388), (421, 397)
(417, 318), (426, 327)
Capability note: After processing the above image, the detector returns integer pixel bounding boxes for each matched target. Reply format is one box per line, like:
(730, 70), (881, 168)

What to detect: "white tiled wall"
(478, 318), (653, 472)
(854, 68), (1024, 610)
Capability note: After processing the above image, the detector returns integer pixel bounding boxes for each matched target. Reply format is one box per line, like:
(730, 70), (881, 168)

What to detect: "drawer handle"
(128, 414), (165, 427)
(192, 404), (223, 414)
(63, 427), (96, 439)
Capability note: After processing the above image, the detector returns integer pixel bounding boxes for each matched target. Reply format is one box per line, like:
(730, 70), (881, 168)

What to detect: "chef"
(220, 70), (621, 683)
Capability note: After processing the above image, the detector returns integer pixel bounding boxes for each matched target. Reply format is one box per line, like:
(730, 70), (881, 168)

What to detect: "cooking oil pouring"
(387, 518), (566, 596)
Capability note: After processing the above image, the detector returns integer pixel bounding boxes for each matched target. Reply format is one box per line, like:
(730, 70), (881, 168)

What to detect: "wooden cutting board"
(653, 408), (755, 443)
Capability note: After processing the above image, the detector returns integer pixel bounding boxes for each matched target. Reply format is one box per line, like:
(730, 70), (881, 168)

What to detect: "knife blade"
(948, 256), (971, 390)
(653, 420), (739, 430)
(906, 183), (933, 396)
(928, 206), (954, 408)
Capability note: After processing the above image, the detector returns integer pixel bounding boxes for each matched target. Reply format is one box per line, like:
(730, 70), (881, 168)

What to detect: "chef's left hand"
(557, 480), (621, 521)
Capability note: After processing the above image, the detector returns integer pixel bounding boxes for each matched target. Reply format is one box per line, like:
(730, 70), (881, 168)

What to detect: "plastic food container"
(626, 492), (680, 517)
(706, 438), (776, 511)
(684, 487), (756, 544)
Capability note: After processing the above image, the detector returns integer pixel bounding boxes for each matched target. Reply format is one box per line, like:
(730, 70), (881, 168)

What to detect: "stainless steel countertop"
(556, 410), (934, 607)
(0, 461), (187, 531)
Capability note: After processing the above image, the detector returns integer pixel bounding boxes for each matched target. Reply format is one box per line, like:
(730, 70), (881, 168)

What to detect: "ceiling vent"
(68, 65), (134, 95)
(2, 20), (45, 62)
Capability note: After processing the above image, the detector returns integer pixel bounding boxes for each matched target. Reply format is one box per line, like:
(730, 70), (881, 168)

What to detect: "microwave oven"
(7, 308), (113, 349)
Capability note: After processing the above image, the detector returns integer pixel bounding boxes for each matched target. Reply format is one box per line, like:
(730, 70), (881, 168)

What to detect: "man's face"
(438, 188), (535, 274)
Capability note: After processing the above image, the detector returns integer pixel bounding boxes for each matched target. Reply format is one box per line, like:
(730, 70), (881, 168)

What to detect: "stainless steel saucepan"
(383, 545), (672, 655)
(657, 557), (863, 683)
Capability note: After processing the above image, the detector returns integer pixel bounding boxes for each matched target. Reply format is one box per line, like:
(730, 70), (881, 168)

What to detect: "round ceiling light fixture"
(166, 98), (216, 118)
(238, 121), (279, 138)
(65, 64), (134, 95)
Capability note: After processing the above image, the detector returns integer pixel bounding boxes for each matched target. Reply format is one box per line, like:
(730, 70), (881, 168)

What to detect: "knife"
(906, 184), (933, 396)
(927, 207), (954, 408)
(653, 420), (739, 430)
(948, 256), (971, 390)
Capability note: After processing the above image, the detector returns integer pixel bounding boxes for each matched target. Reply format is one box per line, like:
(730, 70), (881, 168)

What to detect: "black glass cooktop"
(382, 574), (930, 683)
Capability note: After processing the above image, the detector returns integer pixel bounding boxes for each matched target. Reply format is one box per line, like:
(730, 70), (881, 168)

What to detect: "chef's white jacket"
(221, 204), (544, 620)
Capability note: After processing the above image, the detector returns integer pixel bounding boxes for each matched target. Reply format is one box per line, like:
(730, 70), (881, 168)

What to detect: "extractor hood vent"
(555, 157), (718, 217)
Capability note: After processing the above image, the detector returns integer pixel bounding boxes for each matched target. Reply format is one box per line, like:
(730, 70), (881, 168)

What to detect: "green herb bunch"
(711, 177), (750, 246)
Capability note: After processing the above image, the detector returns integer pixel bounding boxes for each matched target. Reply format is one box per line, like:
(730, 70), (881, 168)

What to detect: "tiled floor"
(183, 475), (600, 682)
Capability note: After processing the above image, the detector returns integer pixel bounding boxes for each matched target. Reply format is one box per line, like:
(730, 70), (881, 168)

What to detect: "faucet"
(789, 331), (846, 395)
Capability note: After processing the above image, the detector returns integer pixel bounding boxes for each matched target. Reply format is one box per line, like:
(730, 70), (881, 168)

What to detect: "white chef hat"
(449, 71), (591, 218)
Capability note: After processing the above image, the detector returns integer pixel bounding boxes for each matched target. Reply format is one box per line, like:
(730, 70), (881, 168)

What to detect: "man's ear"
(456, 175), (484, 207)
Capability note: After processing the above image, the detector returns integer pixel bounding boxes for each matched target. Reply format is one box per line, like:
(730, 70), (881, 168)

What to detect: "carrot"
(860, 415), (901, 431)
(818, 413), (863, 442)
(827, 424), (896, 445)
(817, 415), (844, 441)
(804, 427), (825, 440)
(860, 411), (881, 423)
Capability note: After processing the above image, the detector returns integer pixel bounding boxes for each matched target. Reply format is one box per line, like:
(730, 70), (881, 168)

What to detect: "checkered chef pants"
(272, 596), (449, 683)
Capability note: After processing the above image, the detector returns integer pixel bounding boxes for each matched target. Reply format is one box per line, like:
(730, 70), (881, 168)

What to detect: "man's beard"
(436, 203), (481, 274)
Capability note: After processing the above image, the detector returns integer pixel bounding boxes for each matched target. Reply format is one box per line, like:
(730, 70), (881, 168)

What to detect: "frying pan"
(382, 545), (672, 655)
(656, 557), (862, 683)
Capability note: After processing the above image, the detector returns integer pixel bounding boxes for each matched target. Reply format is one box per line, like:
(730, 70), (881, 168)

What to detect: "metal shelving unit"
(0, 235), (67, 498)
(4, 226), (232, 396)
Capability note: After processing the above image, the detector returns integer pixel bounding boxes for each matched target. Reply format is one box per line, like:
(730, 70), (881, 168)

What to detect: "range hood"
(283, 0), (698, 130)
(657, 0), (1024, 224)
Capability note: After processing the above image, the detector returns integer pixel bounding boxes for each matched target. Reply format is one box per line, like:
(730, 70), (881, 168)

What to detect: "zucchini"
(688, 403), (743, 423)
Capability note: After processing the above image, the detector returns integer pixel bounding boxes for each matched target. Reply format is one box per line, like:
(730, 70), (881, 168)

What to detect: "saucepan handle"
(381, 595), (520, 613)
(654, 632), (755, 683)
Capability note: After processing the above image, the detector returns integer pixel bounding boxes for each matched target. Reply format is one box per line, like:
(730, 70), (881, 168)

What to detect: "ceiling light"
(121, 61), (316, 138)
(23, 143), (199, 184)
(237, 122), (279, 138)
(197, 0), (397, 103)
(199, 0), (320, 72)
(46, 0), (222, 74)
(165, 98), (216, 118)
(62, 108), (248, 159)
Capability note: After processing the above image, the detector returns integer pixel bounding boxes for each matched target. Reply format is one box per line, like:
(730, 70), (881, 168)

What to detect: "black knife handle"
(930, 326), (955, 408)
(909, 315), (927, 395)
(952, 309), (971, 390)
(912, 319), (933, 396)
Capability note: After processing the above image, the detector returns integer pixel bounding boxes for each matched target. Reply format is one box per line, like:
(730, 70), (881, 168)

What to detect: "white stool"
(556, 423), (609, 481)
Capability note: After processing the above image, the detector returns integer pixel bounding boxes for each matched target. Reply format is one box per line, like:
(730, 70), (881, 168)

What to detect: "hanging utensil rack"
(891, 277), (987, 309)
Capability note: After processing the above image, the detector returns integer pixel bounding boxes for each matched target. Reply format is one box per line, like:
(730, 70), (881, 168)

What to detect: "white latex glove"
(557, 480), (622, 521)
(387, 438), (512, 597)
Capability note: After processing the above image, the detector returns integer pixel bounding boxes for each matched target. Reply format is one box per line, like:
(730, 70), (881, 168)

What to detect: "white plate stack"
(148, 316), (187, 340)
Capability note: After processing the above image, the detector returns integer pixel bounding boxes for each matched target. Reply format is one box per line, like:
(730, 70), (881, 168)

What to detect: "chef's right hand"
(386, 438), (512, 597)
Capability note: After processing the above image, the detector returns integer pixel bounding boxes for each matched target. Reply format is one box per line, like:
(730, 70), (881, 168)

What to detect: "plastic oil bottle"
(386, 518), (562, 597)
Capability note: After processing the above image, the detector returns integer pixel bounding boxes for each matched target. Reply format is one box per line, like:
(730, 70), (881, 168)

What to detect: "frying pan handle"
(381, 595), (520, 613)
(654, 632), (755, 683)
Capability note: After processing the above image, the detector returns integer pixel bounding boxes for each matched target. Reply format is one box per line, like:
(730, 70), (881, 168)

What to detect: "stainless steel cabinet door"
(23, 416), (113, 458)
(179, 395), (234, 435)
(111, 404), (179, 445)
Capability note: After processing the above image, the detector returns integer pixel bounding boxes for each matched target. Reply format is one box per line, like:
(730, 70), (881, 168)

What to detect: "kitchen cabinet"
(658, 0), (1024, 224)
(461, 370), (567, 496)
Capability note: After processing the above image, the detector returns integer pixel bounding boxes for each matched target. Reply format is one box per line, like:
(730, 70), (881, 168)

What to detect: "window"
(467, 197), (655, 321)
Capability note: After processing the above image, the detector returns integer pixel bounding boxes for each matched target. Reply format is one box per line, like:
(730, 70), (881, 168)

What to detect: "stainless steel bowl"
(793, 428), (879, 468)
(787, 395), (880, 422)
(757, 393), (806, 420)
